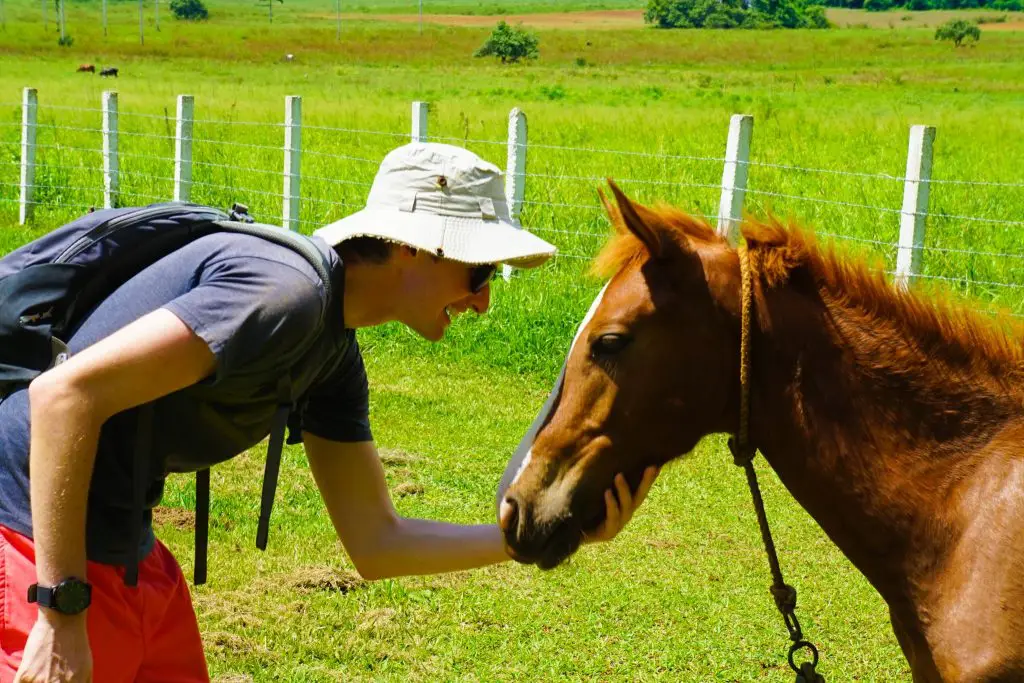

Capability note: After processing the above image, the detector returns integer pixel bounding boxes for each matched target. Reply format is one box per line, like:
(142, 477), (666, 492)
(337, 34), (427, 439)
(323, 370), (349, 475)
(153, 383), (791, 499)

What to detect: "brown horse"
(499, 183), (1024, 682)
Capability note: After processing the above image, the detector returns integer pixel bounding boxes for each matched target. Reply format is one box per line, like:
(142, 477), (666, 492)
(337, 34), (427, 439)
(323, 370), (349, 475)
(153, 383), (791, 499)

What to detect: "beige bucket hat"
(313, 142), (556, 268)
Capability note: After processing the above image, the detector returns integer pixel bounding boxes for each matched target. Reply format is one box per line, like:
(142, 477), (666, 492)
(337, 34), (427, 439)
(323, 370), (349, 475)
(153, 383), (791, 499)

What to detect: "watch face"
(54, 579), (91, 614)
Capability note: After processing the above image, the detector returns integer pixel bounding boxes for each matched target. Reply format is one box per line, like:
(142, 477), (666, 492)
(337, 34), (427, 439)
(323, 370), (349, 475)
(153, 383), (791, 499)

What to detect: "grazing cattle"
(99, 67), (119, 78)
(76, 64), (95, 73)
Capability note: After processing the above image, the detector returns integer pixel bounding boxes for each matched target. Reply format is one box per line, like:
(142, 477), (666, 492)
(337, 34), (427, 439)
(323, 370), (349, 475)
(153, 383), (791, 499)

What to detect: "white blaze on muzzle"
(496, 284), (610, 509)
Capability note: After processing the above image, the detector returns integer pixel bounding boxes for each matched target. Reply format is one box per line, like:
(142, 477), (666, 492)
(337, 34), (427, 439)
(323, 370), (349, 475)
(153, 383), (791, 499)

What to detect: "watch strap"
(27, 578), (91, 615)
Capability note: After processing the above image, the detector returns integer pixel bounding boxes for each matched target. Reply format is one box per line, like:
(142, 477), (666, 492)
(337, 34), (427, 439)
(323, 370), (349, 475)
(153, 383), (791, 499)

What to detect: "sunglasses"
(469, 263), (498, 294)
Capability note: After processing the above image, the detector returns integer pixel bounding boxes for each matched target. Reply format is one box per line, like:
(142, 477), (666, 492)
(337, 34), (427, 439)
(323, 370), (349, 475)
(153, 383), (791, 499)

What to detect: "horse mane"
(593, 203), (1024, 387)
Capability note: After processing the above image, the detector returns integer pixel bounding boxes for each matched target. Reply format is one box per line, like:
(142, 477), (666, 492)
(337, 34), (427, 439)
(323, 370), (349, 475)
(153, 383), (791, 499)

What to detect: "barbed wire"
(118, 130), (177, 142)
(741, 159), (904, 182)
(303, 123), (408, 139)
(0, 180), (103, 195)
(189, 180), (283, 199)
(523, 200), (604, 212)
(430, 134), (508, 148)
(192, 159), (280, 176)
(525, 141), (724, 165)
(0, 196), (98, 211)
(926, 211), (1024, 227)
(298, 171), (373, 188)
(113, 151), (175, 163)
(302, 148), (379, 164)
(927, 177), (1024, 189)
(119, 190), (172, 203)
(33, 104), (105, 114)
(190, 137), (281, 153)
(745, 187), (903, 214)
(190, 117), (283, 127)
(532, 226), (609, 238)
(914, 273), (1024, 290)
(303, 197), (363, 209)
(33, 123), (103, 135)
(519, 171), (721, 190)
(32, 143), (103, 155)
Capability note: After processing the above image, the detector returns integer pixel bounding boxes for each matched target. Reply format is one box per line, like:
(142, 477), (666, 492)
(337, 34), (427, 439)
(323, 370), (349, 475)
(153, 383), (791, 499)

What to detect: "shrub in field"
(170, 0), (209, 20)
(473, 21), (539, 64)
(935, 18), (981, 45)
(57, 35), (74, 47)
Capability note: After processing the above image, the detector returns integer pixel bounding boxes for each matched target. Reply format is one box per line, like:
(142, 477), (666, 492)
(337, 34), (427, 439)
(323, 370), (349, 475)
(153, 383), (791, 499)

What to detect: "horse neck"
(740, 276), (1019, 598)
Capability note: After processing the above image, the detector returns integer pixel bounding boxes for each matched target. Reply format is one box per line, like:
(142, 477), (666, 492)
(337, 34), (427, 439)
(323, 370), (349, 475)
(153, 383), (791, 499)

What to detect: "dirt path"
(352, 9), (646, 30)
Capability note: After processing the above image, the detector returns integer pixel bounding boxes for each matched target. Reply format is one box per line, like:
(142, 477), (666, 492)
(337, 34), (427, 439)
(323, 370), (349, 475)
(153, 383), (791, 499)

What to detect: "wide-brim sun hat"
(313, 142), (556, 269)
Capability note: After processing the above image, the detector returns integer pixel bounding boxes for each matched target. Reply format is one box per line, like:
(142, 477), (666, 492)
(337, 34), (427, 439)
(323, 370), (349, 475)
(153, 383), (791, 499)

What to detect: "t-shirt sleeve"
(162, 255), (324, 381)
(294, 332), (372, 444)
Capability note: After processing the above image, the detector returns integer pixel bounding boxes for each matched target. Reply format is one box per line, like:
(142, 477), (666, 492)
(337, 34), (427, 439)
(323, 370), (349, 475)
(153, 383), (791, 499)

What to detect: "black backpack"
(0, 202), (334, 586)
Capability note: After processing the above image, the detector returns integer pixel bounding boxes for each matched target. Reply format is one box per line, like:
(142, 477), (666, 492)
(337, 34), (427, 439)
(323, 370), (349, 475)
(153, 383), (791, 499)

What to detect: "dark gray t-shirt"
(0, 232), (372, 564)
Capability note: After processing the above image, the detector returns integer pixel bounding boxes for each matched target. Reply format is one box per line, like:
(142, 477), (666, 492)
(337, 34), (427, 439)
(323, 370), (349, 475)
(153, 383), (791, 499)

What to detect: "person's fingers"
(632, 465), (659, 510)
(603, 488), (621, 533)
(613, 473), (633, 524)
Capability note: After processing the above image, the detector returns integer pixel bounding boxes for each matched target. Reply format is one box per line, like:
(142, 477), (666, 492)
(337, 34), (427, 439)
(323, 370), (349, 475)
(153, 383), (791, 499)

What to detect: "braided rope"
(731, 241), (824, 681)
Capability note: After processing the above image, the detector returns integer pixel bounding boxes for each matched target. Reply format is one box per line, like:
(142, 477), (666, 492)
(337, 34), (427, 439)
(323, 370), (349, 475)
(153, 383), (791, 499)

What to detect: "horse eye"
(591, 333), (631, 357)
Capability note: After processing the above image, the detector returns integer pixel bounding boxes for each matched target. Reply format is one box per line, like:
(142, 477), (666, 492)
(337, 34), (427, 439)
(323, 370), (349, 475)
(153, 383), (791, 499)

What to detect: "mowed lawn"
(2, 5), (1023, 680)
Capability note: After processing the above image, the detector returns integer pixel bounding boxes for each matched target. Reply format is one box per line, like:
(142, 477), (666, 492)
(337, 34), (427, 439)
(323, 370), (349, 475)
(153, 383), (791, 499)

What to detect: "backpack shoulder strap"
(189, 222), (336, 585)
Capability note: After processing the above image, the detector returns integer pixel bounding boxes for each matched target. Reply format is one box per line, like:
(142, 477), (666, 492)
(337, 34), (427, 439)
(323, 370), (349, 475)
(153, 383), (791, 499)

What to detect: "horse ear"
(607, 180), (663, 259)
(597, 186), (626, 235)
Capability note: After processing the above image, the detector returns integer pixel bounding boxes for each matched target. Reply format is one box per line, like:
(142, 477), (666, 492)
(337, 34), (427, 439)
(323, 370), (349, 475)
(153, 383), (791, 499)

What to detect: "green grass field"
(2, 4), (1023, 680)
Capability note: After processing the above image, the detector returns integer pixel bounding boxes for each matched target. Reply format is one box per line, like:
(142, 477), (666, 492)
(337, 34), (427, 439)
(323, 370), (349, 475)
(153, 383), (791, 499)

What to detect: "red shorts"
(0, 525), (209, 683)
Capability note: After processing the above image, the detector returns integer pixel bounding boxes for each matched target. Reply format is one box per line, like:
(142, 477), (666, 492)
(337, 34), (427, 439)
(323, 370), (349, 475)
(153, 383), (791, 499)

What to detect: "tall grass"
(3, 22), (1022, 378)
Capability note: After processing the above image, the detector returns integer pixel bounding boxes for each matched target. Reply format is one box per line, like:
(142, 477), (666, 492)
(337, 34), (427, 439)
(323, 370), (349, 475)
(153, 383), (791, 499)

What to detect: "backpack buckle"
(229, 203), (255, 224)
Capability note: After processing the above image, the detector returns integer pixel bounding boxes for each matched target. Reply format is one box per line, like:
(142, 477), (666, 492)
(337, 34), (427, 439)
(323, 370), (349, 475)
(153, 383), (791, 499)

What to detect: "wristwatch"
(27, 578), (92, 615)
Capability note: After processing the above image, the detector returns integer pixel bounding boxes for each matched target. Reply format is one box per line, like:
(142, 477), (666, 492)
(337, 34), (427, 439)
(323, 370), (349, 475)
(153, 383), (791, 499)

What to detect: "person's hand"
(15, 612), (93, 682)
(583, 465), (660, 544)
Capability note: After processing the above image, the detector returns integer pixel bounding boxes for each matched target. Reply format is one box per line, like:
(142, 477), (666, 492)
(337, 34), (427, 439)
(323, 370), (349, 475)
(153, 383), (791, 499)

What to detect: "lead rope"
(727, 240), (825, 683)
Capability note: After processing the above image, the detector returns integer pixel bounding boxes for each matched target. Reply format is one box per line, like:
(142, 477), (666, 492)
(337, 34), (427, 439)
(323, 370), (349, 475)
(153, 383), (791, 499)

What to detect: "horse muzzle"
(499, 492), (584, 569)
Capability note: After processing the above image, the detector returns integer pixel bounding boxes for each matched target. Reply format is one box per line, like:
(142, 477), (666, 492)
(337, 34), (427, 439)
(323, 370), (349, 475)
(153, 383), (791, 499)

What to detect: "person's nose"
(467, 284), (490, 314)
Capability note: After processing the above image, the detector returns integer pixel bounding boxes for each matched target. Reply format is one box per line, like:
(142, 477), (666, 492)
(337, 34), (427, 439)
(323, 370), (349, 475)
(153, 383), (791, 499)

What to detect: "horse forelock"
(592, 202), (722, 280)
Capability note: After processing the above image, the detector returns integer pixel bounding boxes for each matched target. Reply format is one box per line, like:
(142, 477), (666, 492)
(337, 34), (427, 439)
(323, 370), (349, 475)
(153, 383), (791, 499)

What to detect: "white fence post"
(174, 95), (194, 202)
(411, 101), (429, 143)
(19, 88), (38, 225)
(102, 90), (119, 210)
(894, 125), (936, 290)
(716, 114), (754, 245)
(283, 95), (302, 231)
(502, 107), (528, 281)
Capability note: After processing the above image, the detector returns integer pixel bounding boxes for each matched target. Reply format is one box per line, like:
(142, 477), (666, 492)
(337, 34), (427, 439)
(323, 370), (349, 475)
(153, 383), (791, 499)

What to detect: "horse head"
(499, 183), (743, 569)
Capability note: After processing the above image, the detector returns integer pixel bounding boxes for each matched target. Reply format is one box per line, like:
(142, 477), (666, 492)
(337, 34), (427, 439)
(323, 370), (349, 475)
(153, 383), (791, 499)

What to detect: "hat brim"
(314, 208), (557, 269)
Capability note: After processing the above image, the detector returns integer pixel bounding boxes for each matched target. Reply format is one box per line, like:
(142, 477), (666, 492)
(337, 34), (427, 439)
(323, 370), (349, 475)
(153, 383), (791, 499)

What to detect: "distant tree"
(170, 0), (208, 20)
(864, 0), (895, 11)
(474, 21), (539, 64)
(645, 0), (692, 26)
(935, 18), (981, 44)
(645, 0), (830, 28)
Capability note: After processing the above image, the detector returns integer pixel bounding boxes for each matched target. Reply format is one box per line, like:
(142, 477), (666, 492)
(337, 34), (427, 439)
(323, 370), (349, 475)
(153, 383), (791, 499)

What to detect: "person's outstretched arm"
(305, 434), (658, 580)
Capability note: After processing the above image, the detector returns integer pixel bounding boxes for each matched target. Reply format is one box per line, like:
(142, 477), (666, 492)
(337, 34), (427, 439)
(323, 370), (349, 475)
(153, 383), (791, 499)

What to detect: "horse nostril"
(499, 496), (519, 534)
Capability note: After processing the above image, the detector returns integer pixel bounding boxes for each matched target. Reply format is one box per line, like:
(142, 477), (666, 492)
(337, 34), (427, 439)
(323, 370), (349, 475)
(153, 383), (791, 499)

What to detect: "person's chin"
(413, 318), (447, 342)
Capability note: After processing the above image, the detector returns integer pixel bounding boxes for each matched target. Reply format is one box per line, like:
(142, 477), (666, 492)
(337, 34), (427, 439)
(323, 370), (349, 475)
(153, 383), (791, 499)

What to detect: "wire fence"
(2, 93), (1023, 321)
